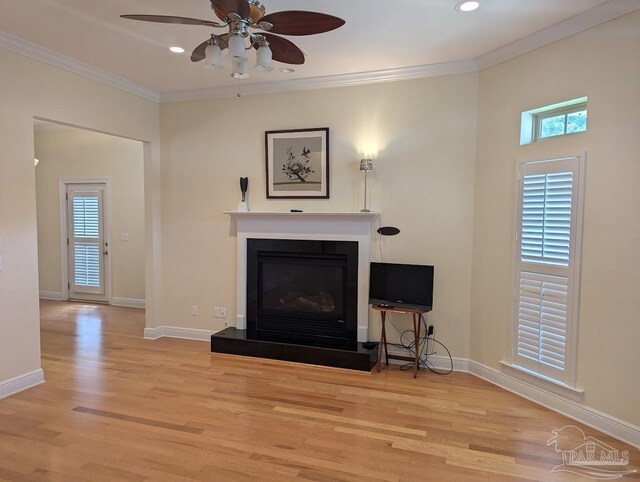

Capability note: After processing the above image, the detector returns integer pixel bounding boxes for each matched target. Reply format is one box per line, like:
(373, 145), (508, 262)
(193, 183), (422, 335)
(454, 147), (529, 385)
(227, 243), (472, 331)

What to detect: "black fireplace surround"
(210, 238), (377, 371)
(247, 238), (358, 344)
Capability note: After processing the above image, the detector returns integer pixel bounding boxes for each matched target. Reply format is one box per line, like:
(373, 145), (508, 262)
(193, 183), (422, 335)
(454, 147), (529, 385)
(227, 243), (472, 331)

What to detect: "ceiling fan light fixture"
(255, 44), (273, 72)
(455, 1), (480, 12)
(122, 3), (345, 81)
(204, 43), (224, 69)
(231, 59), (250, 79)
(228, 34), (247, 62)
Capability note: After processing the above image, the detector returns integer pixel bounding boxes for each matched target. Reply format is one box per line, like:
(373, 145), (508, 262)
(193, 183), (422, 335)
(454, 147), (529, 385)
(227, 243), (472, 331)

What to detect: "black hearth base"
(211, 328), (378, 371)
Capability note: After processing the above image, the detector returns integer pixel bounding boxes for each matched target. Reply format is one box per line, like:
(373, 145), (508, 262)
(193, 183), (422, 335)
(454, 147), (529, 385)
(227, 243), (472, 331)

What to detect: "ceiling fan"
(121, 0), (345, 78)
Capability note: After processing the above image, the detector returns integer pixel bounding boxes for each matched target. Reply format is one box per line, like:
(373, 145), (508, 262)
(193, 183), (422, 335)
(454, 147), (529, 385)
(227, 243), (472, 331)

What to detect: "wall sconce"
(359, 158), (373, 212)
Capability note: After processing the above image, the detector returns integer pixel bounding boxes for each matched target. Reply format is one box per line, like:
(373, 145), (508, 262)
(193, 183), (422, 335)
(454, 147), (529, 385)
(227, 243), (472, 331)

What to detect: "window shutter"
(71, 194), (102, 289)
(73, 197), (100, 238)
(521, 172), (572, 266)
(513, 156), (583, 385)
(74, 242), (101, 288)
(517, 271), (568, 371)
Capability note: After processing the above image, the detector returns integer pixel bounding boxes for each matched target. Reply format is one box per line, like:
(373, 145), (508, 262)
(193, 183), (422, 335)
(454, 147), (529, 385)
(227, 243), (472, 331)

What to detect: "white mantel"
(225, 211), (379, 342)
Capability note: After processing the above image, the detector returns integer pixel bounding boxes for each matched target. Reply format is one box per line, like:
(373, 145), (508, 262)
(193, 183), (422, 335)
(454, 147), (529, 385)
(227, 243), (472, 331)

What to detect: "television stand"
(372, 304), (431, 378)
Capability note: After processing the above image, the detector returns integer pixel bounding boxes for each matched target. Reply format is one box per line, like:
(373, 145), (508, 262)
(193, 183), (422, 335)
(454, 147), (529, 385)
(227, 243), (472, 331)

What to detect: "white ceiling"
(0, 0), (627, 96)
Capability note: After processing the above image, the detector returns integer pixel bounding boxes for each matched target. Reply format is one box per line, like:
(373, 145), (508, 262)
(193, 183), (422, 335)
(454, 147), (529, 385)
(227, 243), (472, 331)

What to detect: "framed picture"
(265, 127), (330, 199)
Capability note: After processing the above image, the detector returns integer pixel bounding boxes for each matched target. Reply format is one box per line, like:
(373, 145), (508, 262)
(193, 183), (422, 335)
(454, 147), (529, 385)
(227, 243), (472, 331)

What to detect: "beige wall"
(160, 74), (479, 357)
(472, 11), (640, 425)
(35, 129), (145, 300)
(0, 47), (160, 384)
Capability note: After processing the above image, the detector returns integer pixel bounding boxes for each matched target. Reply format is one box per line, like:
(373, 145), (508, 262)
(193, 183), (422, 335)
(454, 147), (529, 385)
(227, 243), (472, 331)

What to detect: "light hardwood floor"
(0, 300), (637, 481)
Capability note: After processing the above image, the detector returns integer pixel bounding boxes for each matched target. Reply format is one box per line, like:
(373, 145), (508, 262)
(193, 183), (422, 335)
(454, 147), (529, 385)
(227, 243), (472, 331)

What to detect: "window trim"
(510, 154), (586, 388)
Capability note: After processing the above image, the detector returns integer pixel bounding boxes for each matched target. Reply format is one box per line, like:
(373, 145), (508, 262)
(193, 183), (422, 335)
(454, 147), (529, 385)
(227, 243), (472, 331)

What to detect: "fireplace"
(247, 239), (358, 344)
(213, 211), (379, 370)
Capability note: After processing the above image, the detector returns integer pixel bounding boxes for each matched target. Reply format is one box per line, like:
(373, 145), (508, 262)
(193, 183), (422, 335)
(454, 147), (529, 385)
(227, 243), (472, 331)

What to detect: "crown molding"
(0, 32), (160, 102)
(1, 0), (637, 104)
(476, 0), (640, 70)
(160, 59), (478, 103)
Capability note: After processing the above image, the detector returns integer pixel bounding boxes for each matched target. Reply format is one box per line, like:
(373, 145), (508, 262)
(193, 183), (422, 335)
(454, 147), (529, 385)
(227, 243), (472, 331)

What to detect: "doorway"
(34, 120), (146, 308)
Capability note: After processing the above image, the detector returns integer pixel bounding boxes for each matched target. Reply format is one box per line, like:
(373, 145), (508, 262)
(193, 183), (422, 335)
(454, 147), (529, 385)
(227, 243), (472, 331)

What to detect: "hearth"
(213, 211), (380, 371)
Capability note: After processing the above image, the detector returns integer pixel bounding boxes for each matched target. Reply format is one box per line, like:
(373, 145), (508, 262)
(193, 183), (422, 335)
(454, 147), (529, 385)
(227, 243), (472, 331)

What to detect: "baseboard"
(384, 346), (639, 449)
(386, 348), (468, 372)
(467, 360), (640, 450)
(111, 297), (145, 309)
(144, 326), (213, 342)
(39, 291), (63, 301)
(0, 369), (45, 400)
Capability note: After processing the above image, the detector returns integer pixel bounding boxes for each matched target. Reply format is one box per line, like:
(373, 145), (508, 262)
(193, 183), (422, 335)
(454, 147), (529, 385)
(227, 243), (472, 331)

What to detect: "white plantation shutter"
(72, 196), (101, 288)
(513, 156), (584, 385)
(73, 197), (100, 238)
(74, 242), (101, 288)
(521, 172), (573, 266)
(517, 272), (567, 371)
(68, 188), (105, 296)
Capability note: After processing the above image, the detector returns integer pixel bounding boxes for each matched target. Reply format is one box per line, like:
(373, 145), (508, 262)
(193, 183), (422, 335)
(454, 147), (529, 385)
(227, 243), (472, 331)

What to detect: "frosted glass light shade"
(204, 43), (224, 69)
(359, 158), (373, 172)
(231, 59), (250, 79)
(255, 45), (274, 72)
(228, 34), (247, 61)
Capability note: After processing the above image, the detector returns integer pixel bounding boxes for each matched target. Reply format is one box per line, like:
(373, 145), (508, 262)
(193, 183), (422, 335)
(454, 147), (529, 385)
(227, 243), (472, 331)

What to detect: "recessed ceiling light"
(280, 68), (295, 73)
(169, 46), (185, 54)
(455, 1), (480, 12)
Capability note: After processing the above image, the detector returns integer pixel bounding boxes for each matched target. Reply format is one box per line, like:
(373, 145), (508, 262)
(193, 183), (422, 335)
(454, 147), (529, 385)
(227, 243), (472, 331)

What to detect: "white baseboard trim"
(144, 326), (213, 342)
(111, 297), (145, 309)
(386, 348), (467, 372)
(0, 369), (45, 400)
(467, 360), (640, 450)
(384, 346), (639, 449)
(39, 291), (63, 301)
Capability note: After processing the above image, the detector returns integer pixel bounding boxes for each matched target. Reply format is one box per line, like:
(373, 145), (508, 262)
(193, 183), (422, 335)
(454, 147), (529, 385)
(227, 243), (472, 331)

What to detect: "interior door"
(67, 183), (108, 302)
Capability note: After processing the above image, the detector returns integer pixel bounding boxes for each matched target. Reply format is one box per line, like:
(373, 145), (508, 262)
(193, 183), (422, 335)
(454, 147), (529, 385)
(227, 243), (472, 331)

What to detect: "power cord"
(385, 313), (453, 375)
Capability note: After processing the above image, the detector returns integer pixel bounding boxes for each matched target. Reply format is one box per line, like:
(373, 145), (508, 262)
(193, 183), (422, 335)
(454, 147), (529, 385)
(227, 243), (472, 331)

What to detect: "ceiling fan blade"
(121, 15), (218, 27)
(259, 11), (345, 36)
(255, 33), (305, 65)
(209, 0), (250, 20)
(191, 40), (209, 62)
(191, 35), (229, 62)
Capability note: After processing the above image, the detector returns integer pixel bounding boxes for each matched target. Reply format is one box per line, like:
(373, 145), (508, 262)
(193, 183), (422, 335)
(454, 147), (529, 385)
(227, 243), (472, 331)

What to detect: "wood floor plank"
(72, 406), (204, 434)
(0, 300), (636, 481)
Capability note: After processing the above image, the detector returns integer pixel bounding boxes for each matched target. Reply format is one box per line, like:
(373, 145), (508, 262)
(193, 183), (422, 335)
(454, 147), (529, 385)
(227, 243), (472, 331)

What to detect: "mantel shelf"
(224, 211), (380, 221)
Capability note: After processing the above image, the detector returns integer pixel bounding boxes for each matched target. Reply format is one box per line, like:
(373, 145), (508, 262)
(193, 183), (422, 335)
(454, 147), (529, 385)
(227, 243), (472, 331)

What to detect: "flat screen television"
(369, 262), (434, 310)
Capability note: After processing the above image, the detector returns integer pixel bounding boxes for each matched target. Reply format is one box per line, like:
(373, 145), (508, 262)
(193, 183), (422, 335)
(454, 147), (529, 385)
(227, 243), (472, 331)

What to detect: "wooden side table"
(372, 304), (430, 378)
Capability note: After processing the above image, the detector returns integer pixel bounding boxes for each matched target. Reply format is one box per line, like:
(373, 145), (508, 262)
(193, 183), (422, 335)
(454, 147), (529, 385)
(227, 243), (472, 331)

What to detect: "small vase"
(237, 201), (249, 212)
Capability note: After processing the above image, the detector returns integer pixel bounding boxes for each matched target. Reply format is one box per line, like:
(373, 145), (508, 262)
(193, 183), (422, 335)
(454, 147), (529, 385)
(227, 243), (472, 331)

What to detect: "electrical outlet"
(213, 307), (219, 318)
(220, 308), (226, 319)
(427, 324), (434, 336)
(191, 305), (199, 316)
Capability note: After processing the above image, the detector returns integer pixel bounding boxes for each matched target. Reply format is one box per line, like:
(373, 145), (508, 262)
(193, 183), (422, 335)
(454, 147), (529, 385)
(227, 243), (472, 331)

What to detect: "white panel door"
(67, 184), (108, 302)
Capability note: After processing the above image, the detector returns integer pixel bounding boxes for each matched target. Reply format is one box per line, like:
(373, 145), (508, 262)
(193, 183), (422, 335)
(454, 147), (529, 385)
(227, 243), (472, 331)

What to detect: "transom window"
(535, 103), (587, 140)
(520, 97), (587, 145)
